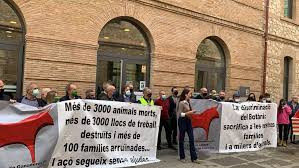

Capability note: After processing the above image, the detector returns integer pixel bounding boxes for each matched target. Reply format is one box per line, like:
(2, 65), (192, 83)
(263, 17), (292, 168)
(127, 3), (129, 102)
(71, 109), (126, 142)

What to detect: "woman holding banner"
(177, 88), (200, 164)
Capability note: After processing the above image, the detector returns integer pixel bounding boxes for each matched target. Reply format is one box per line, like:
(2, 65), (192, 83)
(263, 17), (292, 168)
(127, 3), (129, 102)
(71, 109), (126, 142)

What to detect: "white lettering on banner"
(0, 100), (161, 168)
(219, 102), (277, 153)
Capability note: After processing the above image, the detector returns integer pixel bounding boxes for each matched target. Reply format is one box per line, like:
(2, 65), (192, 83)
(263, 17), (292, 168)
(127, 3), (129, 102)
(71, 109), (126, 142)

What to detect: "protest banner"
(219, 102), (277, 153)
(185, 100), (277, 154)
(190, 100), (221, 152)
(0, 100), (161, 168)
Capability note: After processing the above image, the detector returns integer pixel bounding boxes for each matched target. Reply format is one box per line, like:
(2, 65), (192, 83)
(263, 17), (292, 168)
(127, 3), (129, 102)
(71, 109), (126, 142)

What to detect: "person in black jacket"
(59, 83), (81, 102)
(0, 80), (10, 101)
(118, 84), (136, 103)
(195, 88), (210, 99)
(247, 93), (257, 102)
(288, 96), (299, 143)
(215, 91), (226, 102)
(85, 89), (96, 99)
(97, 82), (116, 101)
(168, 87), (179, 145)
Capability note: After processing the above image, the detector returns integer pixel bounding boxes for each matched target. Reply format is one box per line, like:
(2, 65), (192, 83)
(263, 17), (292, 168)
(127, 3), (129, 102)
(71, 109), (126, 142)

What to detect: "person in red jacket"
(155, 90), (174, 150)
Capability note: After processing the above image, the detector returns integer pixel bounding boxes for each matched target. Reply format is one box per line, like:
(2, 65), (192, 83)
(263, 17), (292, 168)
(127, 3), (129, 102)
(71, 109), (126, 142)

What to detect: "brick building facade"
(0, 0), (298, 102)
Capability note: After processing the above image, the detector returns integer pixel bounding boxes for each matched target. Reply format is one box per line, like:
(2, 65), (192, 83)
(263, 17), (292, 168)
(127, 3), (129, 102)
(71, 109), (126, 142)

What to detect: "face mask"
(32, 89), (40, 97)
(54, 96), (60, 102)
(162, 95), (167, 100)
(125, 90), (131, 97)
(235, 99), (240, 103)
(173, 91), (178, 96)
(203, 93), (208, 97)
(71, 91), (78, 98)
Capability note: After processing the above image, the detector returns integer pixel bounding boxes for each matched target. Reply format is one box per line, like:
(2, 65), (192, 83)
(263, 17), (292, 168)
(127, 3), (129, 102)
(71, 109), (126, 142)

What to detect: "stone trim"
(25, 57), (97, 66)
(268, 35), (299, 47)
(24, 77), (95, 83)
(26, 35), (99, 50)
(152, 53), (196, 63)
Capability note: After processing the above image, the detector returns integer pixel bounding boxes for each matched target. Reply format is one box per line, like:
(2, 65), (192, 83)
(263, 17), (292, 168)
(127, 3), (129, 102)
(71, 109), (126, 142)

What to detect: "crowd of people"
(0, 79), (298, 164)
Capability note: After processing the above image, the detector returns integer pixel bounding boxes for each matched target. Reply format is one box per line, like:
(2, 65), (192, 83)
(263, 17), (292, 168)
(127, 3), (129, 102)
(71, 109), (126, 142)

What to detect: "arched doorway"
(0, 0), (25, 98)
(195, 37), (226, 92)
(97, 18), (151, 94)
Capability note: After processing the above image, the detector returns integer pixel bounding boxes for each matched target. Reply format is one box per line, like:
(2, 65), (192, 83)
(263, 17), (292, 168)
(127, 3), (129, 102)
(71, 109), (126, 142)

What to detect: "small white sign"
(139, 81), (146, 91)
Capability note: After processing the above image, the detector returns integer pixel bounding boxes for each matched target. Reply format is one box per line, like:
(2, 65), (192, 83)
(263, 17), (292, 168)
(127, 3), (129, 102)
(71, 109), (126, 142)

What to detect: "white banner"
(0, 100), (161, 168)
(219, 102), (277, 153)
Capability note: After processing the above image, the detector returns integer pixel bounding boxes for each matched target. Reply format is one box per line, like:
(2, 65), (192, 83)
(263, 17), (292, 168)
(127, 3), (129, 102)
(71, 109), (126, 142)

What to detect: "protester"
(195, 88), (209, 99)
(0, 80), (10, 101)
(46, 90), (58, 104)
(155, 90), (174, 150)
(288, 95), (299, 144)
(138, 87), (154, 105)
(216, 91), (226, 102)
(41, 88), (51, 106)
(168, 87), (179, 145)
(232, 93), (241, 103)
(177, 88), (200, 164)
(127, 83), (134, 93)
(277, 99), (292, 147)
(97, 82), (116, 101)
(258, 94), (264, 102)
(59, 83), (81, 102)
(118, 84), (136, 103)
(264, 93), (272, 103)
(18, 82), (44, 107)
(247, 93), (256, 102)
(127, 83), (137, 101)
(85, 89), (96, 99)
(227, 97), (234, 102)
(209, 89), (217, 99)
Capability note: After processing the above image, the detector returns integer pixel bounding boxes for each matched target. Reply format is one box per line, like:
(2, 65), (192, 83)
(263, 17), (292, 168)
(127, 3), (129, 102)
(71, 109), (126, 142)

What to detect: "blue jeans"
(178, 117), (197, 161)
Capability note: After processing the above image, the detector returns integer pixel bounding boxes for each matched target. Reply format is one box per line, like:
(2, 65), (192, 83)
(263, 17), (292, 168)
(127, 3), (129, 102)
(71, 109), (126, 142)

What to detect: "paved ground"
(138, 143), (299, 168)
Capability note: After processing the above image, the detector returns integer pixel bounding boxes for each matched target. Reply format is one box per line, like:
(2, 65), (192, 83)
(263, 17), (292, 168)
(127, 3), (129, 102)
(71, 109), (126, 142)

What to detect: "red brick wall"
(8, 0), (297, 100)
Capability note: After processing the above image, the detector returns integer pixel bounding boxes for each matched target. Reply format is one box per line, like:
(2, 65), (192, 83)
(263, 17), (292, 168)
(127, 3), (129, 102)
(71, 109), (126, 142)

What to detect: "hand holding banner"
(0, 100), (161, 168)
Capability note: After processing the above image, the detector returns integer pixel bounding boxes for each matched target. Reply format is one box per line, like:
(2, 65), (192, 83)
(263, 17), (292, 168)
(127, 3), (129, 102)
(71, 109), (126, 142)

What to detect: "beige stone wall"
(10, 0), (266, 98)
(267, 0), (299, 102)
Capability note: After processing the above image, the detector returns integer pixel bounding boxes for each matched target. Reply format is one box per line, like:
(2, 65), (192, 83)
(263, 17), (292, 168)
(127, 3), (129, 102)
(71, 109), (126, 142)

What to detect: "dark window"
(0, 0), (25, 98)
(283, 57), (292, 100)
(97, 19), (150, 93)
(195, 38), (226, 92)
(284, 0), (293, 19)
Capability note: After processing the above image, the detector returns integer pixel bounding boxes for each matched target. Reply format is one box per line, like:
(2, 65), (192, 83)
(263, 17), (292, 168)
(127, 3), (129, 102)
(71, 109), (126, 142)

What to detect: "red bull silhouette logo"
(0, 109), (54, 163)
(191, 107), (219, 140)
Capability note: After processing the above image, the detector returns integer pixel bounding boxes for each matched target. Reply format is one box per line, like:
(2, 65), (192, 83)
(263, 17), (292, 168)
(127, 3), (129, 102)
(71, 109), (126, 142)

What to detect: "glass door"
(0, 44), (19, 98)
(96, 60), (121, 93)
(96, 58), (148, 94)
(125, 63), (147, 91)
